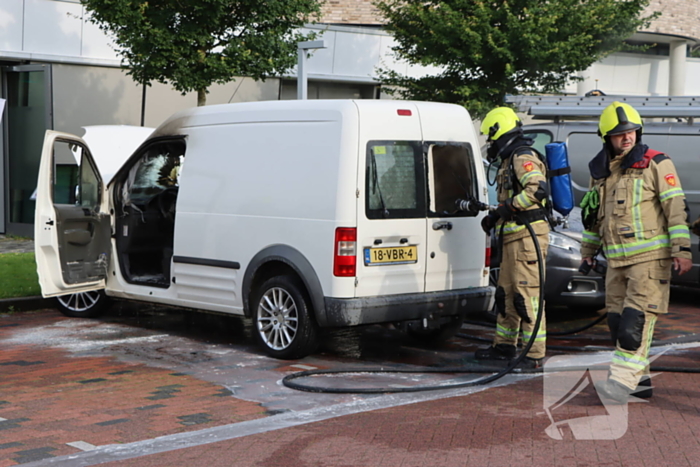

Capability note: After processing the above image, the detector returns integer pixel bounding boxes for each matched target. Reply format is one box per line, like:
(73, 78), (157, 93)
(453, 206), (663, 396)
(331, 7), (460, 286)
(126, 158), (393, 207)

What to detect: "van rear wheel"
(252, 276), (318, 359)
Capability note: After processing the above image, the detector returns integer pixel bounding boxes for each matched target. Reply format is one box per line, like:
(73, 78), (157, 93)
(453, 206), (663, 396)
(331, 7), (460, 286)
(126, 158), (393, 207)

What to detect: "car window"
(52, 141), (80, 205)
(365, 141), (425, 219)
(51, 141), (101, 210)
(126, 141), (185, 205)
(485, 161), (498, 204)
(523, 130), (553, 155)
(427, 143), (478, 217)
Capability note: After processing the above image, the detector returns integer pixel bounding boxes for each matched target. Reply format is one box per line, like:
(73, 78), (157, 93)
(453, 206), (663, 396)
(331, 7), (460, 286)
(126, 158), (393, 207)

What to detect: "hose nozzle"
(456, 198), (490, 212)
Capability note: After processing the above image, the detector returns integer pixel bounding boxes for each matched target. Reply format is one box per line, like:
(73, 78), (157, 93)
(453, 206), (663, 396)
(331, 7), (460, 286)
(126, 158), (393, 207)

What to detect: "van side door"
(34, 131), (111, 297)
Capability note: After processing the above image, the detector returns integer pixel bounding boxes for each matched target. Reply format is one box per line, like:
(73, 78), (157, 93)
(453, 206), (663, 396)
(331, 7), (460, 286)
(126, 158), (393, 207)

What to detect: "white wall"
(2, 1), (699, 98)
(567, 54), (700, 97)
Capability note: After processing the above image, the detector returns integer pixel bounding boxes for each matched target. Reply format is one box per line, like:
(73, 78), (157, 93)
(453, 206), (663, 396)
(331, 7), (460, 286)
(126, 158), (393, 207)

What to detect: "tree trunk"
(197, 89), (206, 107)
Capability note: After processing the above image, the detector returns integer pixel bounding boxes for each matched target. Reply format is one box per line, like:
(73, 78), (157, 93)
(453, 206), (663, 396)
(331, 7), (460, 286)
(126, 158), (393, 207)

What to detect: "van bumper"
(322, 286), (495, 327)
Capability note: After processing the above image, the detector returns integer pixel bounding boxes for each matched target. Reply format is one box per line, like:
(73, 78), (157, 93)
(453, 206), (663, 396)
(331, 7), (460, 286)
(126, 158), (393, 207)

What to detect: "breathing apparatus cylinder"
(544, 142), (575, 217)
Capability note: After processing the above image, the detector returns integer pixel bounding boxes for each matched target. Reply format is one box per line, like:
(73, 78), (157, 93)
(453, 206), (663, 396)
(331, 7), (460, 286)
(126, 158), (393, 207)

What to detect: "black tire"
(406, 314), (465, 345)
(55, 290), (109, 318)
(252, 276), (318, 359)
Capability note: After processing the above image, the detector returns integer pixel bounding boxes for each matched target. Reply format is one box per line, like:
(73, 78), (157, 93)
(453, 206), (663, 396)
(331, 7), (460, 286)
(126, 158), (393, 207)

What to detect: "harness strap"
(514, 208), (547, 225)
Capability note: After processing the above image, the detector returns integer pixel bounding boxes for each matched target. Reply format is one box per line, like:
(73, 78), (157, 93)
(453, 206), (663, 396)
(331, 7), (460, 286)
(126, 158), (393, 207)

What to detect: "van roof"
(151, 99), (466, 137)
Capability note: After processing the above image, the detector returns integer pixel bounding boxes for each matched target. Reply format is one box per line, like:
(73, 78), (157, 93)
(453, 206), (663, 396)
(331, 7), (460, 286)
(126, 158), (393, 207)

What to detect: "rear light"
(334, 227), (357, 277)
(397, 109), (412, 116)
(485, 236), (491, 268)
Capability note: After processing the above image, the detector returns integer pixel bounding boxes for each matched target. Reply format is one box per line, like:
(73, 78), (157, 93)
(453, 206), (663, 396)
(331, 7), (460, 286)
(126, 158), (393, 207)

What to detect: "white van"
(34, 100), (493, 359)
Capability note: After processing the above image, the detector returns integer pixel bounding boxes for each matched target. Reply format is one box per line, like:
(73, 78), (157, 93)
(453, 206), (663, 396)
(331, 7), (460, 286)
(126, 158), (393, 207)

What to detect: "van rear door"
(423, 141), (485, 291)
(355, 103), (426, 296)
(34, 131), (111, 297)
(418, 102), (487, 292)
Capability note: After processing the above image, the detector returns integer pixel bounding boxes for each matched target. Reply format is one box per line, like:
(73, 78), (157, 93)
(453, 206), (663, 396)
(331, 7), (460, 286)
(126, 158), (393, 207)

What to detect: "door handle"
(45, 219), (54, 226)
(432, 221), (453, 231)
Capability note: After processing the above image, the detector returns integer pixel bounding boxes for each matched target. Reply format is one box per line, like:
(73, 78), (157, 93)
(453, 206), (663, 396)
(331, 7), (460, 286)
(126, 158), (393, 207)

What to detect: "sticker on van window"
(664, 174), (677, 186)
(373, 146), (387, 155)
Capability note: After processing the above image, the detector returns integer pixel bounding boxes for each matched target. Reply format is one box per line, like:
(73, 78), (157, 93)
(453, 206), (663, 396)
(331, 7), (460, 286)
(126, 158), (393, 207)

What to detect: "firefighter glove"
(580, 188), (600, 230)
(481, 212), (500, 233)
(496, 198), (516, 221)
(691, 216), (700, 237)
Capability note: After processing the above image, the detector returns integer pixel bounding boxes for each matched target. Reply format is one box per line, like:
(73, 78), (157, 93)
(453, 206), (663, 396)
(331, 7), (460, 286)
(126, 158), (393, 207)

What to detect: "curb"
(0, 295), (53, 313)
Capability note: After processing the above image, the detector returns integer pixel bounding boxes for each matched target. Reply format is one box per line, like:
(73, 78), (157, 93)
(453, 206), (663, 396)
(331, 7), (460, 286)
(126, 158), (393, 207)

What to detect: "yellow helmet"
(480, 107), (521, 142)
(598, 101), (642, 140)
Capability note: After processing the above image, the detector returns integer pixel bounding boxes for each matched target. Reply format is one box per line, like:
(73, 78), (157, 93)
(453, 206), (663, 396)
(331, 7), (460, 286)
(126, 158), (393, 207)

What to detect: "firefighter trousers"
(605, 259), (671, 390)
(493, 232), (549, 359)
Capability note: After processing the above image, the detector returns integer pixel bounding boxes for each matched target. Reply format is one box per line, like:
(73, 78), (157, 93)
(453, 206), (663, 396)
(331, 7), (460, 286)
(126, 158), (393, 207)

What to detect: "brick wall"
(320, 0), (383, 25)
(320, 0), (700, 42)
(643, 0), (700, 41)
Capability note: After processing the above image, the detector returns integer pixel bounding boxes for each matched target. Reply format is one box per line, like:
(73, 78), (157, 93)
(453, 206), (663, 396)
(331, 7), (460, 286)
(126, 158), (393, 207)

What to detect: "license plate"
(364, 246), (418, 265)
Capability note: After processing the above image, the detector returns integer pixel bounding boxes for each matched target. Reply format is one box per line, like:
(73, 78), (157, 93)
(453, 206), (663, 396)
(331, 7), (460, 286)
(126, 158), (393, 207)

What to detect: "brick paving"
(0, 313), (267, 467)
(100, 364), (700, 467)
(1, 300), (699, 466)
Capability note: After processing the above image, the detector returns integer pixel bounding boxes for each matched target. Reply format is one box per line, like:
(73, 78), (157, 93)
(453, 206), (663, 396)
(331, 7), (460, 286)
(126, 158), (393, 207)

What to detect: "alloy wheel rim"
(257, 287), (298, 351)
(57, 291), (101, 312)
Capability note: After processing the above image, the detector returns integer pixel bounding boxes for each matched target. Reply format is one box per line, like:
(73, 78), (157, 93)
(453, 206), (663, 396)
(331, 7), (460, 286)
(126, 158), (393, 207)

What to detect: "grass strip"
(0, 252), (41, 299)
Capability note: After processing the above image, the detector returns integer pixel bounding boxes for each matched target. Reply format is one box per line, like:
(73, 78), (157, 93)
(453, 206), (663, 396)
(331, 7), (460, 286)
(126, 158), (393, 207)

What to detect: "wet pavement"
(2, 235), (700, 465)
(1, 289), (700, 466)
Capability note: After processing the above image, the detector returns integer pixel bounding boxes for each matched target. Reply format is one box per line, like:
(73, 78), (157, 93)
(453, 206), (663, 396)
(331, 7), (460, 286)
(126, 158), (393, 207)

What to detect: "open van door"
(34, 131), (112, 297)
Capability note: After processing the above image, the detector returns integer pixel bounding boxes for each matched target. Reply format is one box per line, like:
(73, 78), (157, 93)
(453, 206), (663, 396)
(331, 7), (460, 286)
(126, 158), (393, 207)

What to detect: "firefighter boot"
(632, 376), (653, 399)
(596, 379), (631, 404)
(474, 344), (516, 361)
(516, 356), (543, 369)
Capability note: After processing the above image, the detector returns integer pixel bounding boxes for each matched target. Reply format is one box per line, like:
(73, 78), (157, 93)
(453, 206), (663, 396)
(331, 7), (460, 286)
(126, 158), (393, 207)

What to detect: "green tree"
(82, 0), (322, 106)
(375, 0), (657, 118)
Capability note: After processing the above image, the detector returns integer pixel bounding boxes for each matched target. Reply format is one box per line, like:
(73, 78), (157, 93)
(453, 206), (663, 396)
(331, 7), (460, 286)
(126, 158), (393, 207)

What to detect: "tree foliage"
(375, 0), (657, 118)
(81, 0), (322, 105)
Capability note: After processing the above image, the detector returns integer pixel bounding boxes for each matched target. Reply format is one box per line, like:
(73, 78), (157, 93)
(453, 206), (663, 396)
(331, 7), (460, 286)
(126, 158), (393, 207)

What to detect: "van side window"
(365, 141), (425, 219)
(50, 141), (101, 210)
(567, 132), (605, 201)
(78, 153), (101, 211)
(51, 141), (80, 205)
(427, 143), (478, 217)
(523, 130), (553, 155)
(125, 142), (185, 205)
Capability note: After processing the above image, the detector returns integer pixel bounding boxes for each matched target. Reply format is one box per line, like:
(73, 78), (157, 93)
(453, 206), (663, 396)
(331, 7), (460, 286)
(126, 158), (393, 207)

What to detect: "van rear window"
(427, 143), (478, 217)
(366, 141), (425, 219)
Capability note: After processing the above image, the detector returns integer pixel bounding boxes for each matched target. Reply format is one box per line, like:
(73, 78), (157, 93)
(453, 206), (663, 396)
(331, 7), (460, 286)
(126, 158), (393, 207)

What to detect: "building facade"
(0, 0), (698, 236)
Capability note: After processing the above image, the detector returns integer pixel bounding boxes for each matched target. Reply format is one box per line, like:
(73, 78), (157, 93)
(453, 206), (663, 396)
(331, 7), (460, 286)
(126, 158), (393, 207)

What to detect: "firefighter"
(580, 101), (693, 404)
(475, 107), (550, 368)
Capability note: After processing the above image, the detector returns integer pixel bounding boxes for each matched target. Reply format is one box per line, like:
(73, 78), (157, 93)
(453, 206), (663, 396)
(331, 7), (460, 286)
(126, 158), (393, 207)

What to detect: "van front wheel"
(252, 276), (318, 360)
(55, 290), (109, 318)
